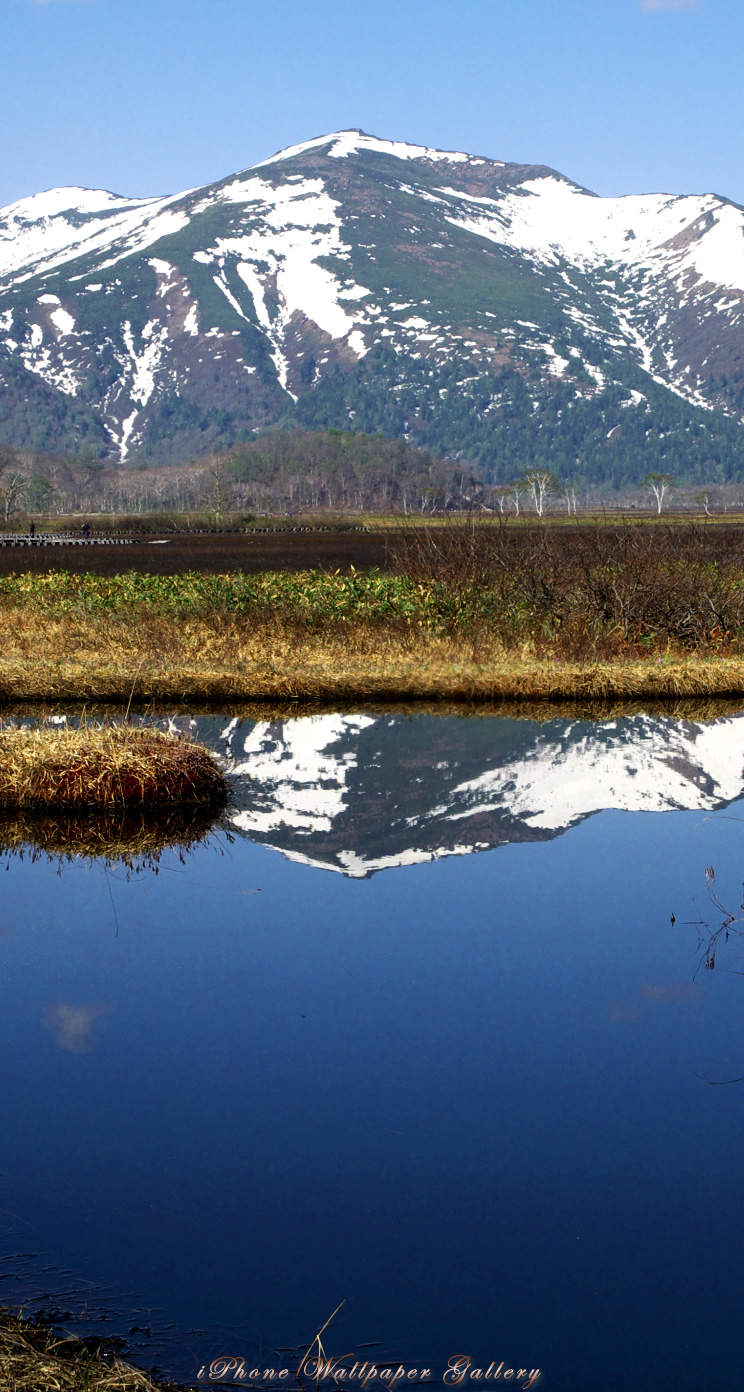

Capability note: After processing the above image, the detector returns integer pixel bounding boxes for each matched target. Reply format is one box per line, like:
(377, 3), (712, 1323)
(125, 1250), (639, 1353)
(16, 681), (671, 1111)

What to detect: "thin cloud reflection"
(42, 1001), (110, 1053)
(640, 982), (701, 1004)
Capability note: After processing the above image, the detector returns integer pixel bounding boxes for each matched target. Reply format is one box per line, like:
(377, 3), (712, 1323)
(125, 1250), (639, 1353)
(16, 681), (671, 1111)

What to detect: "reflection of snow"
(249, 842), (477, 877)
(337, 843), (473, 877)
(219, 710), (744, 876)
(447, 714), (744, 831)
(226, 714), (375, 834)
(271, 843), (476, 878)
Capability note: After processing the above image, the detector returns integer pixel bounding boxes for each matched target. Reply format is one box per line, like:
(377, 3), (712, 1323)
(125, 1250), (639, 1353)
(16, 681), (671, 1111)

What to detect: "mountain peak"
(1, 130), (744, 475)
(254, 129), (502, 169)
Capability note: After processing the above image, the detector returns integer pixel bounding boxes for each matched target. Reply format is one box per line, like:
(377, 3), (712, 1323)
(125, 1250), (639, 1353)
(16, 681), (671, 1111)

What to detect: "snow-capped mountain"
(203, 709), (744, 876)
(2, 130), (744, 475)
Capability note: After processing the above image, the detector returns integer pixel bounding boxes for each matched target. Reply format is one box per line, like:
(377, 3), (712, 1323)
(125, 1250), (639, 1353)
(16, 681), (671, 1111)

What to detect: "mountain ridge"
(1, 129), (744, 485)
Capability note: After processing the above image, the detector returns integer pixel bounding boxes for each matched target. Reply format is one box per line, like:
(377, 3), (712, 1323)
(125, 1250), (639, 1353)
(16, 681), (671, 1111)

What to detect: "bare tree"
(509, 480), (525, 517)
(562, 485), (579, 516)
(487, 486), (513, 516)
(523, 469), (558, 518)
(1, 470), (27, 523)
(207, 467), (230, 521)
(643, 472), (675, 514)
(0, 444), (17, 516)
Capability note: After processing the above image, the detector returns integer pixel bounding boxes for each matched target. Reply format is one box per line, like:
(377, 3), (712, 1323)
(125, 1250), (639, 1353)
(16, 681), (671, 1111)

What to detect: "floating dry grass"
(0, 1309), (178, 1392)
(0, 725), (227, 810)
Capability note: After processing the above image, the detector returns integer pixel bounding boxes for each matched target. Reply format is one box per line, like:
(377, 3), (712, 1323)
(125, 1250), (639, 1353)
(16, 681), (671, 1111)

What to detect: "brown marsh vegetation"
(3, 521), (744, 702)
(0, 725), (227, 810)
(391, 519), (744, 655)
(0, 1309), (177, 1392)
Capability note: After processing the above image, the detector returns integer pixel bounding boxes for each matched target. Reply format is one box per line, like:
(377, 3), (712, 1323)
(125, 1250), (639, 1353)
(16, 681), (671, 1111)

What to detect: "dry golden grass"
(0, 722), (227, 808)
(2, 605), (744, 702)
(6, 694), (744, 724)
(0, 1311), (177, 1392)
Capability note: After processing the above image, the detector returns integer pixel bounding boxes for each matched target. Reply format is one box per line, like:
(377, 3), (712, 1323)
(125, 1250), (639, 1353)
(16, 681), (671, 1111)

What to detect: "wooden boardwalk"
(0, 534), (140, 547)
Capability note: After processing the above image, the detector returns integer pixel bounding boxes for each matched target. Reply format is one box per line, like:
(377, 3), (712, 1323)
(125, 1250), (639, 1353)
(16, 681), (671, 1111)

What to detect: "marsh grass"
(5, 523), (744, 700)
(3, 603), (744, 702)
(0, 1309), (178, 1391)
(0, 724), (227, 809)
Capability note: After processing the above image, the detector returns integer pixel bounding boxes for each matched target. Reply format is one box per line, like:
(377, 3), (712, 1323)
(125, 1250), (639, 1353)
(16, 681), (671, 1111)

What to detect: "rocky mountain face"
(179, 708), (744, 877)
(2, 130), (744, 481)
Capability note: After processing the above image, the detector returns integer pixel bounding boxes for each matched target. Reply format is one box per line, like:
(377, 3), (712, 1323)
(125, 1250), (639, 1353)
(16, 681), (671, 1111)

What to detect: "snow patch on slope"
(50, 307), (75, 336)
(256, 130), (495, 169)
(438, 179), (723, 270)
(112, 317), (172, 457)
(196, 176), (372, 389)
(0, 186), (190, 285)
(2, 134), (744, 437)
(432, 176), (744, 395)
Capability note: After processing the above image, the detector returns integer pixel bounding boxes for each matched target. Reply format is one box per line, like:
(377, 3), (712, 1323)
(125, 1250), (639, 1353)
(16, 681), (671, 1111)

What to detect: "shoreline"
(3, 643), (744, 704)
(0, 1308), (181, 1392)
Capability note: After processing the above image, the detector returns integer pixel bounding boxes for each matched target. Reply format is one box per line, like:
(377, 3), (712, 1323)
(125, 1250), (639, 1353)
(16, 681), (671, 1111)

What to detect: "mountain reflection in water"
(213, 709), (744, 876)
(4, 705), (744, 1392)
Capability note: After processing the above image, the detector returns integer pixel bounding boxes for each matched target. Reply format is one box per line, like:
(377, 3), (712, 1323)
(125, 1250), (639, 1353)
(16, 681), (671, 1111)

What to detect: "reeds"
(390, 520), (744, 651)
(0, 1309), (175, 1391)
(0, 725), (227, 809)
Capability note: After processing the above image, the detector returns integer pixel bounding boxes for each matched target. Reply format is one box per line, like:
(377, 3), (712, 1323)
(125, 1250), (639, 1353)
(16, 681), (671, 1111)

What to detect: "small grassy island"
(0, 724), (227, 809)
(0, 725), (228, 865)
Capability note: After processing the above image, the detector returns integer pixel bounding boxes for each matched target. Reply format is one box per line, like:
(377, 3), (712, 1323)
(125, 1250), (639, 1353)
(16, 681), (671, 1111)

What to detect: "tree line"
(0, 436), (742, 523)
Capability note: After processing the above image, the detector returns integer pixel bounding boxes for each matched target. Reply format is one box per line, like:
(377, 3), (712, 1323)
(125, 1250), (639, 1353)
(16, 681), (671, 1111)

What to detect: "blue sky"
(0, 0), (741, 208)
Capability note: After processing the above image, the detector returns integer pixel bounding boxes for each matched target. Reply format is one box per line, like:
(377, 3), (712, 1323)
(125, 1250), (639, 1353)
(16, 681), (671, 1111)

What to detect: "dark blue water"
(2, 709), (744, 1390)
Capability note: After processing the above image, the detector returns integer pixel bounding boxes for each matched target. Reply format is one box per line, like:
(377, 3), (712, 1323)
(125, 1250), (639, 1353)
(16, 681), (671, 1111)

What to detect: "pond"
(3, 707), (744, 1391)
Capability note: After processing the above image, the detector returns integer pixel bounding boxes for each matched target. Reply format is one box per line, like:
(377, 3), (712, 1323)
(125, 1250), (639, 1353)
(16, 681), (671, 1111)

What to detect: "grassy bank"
(4, 608), (744, 701)
(4, 522), (744, 702)
(0, 1310), (175, 1391)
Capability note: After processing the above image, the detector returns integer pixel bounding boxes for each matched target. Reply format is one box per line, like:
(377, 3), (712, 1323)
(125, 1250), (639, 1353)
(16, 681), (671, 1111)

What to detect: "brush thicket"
(0, 725), (227, 809)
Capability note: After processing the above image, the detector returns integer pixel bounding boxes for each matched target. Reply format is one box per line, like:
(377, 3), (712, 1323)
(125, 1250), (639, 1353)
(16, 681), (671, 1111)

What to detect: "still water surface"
(3, 708), (744, 1390)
